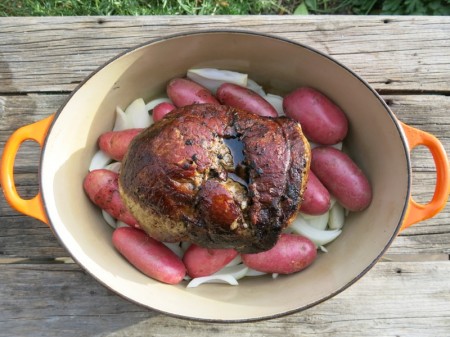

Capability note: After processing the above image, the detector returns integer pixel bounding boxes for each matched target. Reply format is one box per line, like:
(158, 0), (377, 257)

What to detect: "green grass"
(0, 0), (449, 16)
(0, 0), (295, 16)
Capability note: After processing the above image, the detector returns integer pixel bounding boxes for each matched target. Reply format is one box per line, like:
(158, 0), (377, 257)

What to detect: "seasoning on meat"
(119, 104), (310, 253)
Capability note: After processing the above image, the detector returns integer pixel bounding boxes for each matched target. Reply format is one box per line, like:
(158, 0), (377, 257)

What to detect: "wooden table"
(1, 16), (449, 337)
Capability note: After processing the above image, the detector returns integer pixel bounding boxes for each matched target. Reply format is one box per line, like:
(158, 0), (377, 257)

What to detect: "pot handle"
(0, 115), (54, 225)
(400, 122), (450, 230)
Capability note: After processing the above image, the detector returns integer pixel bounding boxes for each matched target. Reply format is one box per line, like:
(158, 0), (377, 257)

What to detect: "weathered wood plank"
(0, 16), (449, 93)
(0, 261), (449, 337)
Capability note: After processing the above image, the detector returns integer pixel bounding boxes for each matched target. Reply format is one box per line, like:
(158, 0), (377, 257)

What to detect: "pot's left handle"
(1, 115), (54, 225)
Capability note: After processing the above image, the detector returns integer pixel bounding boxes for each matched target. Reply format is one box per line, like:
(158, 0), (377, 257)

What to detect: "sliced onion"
(145, 97), (172, 111)
(125, 98), (152, 128)
(225, 255), (243, 267)
(187, 274), (238, 288)
(104, 161), (121, 173)
(247, 78), (266, 97)
(115, 221), (128, 228)
(331, 142), (343, 150)
(300, 212), (329, 231)
(290, 217), (342, 247)
(89, 150), (112, 171)
(102, 209), (116, 228)
(214, 264), (248, 280)
(113, 106), (132, 131)
(265, 93), (284, 116)
(187, 68), (248, 94)
(163, 242), (183, 258)
(329, 202), (345, 230)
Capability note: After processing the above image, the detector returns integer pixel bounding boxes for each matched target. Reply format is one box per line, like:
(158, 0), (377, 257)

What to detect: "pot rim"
(39, 29), (411, 322)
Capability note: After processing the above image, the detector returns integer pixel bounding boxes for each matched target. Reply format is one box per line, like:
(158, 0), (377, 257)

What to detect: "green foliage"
(0, 0), (288, 16)
(1, 0), (448, 16)
(296, 0), (450, 15)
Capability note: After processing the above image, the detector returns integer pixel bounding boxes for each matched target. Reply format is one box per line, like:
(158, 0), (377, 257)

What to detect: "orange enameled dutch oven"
(1, 31), (449, 322)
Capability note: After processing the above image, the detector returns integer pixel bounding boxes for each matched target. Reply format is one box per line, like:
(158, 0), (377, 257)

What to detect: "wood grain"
(0, 261), (448, 337)
(0, 16), (449, 93)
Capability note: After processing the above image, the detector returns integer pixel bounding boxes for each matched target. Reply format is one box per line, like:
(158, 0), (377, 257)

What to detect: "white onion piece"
(245, 268), (267, 277)
(225, 255), (243, 267)
(265, 93), (284, 116)
(187, 68), (247, 94)
(331, 142), (343, 150)
(89, 150), (112, 171)
(125, 98), (152, 128)
(328, 202), (345, 230)
(102, 210), (117, 228)
(290, 217), (342, 247)
(145, 97), (172, 111)
(214, 264), (248, 280)
(320, 245), (329, 253)
(163, 242), (183, 258)
(300, 212), (329, 231)
(104, 161), (121, 173)
(329, 196), (337, 209)
(113, 106), (132, 131)
(247, 78), (266, 97)
(116, 221), (128, 228)
(187, 274), (238, 288)
(272, 273), (279, 279)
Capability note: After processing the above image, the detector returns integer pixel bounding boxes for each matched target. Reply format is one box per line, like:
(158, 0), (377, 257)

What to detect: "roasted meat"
(119, 104), (310, 253)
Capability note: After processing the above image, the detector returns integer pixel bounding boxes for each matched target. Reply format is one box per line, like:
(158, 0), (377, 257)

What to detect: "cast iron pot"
(2, 31), (449, 322)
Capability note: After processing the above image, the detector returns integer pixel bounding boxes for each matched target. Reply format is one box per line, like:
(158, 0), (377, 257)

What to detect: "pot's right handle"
(1, 115), (54, 225)
(400, 122), (450, 230)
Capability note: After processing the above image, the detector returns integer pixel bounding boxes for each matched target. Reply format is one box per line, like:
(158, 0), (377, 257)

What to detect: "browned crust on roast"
(119, 104), (310, 253)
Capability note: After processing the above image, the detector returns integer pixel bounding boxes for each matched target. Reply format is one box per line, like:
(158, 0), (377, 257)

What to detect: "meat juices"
(119, 104), (311, 253)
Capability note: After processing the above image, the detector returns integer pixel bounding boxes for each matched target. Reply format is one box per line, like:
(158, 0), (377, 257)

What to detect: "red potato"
(167, 78), (219, 107)
(153, 102), (176, 122)
(283, 87), (348, 145)
(183, 245), (238, 278)
(216, 83), (278, 117)
(112, 227), (186, 284)
(311, 147), (372, 212)
(241, 233), (317, 274)
(299, 170), (331, 215)
(98, 128), (142, 161)
(83, 169), (138, 227)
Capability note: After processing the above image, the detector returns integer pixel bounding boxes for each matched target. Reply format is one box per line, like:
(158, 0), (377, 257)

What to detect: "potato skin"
(311, 147), (372, 212)
(216, 83), (278, 117)
(183, 245), (238, 278)
(83, 169), (138, 226)
(98, 128), (142, 161)
(283, 87), (348, 145)
(112, 227), (186, 284)
(299, 170), (331, 215)
(167, 78), (219, 107)
(241, 233), (317, 274)
(153, 102), (175, 122)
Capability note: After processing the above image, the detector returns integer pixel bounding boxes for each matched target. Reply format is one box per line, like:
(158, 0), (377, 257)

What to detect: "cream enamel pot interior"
(2, 31), (449, 322)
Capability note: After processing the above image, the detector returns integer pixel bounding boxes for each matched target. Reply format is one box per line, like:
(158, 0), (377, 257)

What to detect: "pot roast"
(119, 104), (310, 253)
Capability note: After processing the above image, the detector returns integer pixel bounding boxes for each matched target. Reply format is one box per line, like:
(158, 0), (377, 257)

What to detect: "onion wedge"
(290, 217), (342, 247)
(125, 98), (152, 128)
(89, 150), (112, 171)
(187, 68), (247, 94)
(187, 274), (239, 288)
(265, 93), (284, 116)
